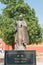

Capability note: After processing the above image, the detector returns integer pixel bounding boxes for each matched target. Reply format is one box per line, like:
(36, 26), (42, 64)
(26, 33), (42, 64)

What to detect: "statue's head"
(18, 15), (23, 21)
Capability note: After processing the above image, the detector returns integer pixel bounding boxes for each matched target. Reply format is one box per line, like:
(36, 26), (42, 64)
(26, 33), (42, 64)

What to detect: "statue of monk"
(14, 15), (29, 50)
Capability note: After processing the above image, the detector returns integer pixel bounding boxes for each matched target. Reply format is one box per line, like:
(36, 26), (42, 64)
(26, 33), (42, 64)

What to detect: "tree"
(18, 0), (24, 4)
(41, 25), (43, 41)
(0, 14), (3, 38)
(0, 14), (15, 49)
(0, 0), (42, 49)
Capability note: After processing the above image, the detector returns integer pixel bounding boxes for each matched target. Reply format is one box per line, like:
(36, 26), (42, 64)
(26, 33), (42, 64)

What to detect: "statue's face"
(19, 15), (23, 21)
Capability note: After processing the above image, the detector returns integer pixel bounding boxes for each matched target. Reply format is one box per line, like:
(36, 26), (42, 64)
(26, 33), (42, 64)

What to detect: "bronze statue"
(14, 15), (29, 50)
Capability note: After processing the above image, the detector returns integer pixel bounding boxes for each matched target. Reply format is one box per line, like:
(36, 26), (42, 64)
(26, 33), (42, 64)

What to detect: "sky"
(25, 0), (43, 26)
(0, 0), (43, 26)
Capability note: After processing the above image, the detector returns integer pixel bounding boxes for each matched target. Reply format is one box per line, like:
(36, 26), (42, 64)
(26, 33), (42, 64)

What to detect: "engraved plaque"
(4, 50), (36, 65)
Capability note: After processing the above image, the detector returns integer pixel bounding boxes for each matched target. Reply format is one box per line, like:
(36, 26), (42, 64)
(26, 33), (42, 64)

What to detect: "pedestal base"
(15, 44), (26, 50)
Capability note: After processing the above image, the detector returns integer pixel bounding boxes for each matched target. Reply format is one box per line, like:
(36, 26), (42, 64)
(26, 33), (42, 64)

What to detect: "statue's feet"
(14, 44), (26, 50)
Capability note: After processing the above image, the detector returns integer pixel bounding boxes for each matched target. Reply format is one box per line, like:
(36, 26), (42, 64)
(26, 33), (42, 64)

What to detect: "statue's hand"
(14, 30), (17, 34)
(23, 43), (26, 48)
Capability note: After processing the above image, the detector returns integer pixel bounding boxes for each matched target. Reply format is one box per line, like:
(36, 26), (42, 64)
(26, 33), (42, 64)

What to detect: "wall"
(0, 39), (12, 50)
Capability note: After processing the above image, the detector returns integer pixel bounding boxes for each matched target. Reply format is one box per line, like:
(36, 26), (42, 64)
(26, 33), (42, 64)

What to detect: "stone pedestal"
(4, 50), (36, 65)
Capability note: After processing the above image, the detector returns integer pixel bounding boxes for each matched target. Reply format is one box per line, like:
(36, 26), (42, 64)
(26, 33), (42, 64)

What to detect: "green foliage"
(18, 0), (24, 4)
(0, 14), (15, 48)
(0, 15), (3, 38)
(0, 0), (17, 5)
(41, 25), (43, 41)
(0, 0), (42, 46)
